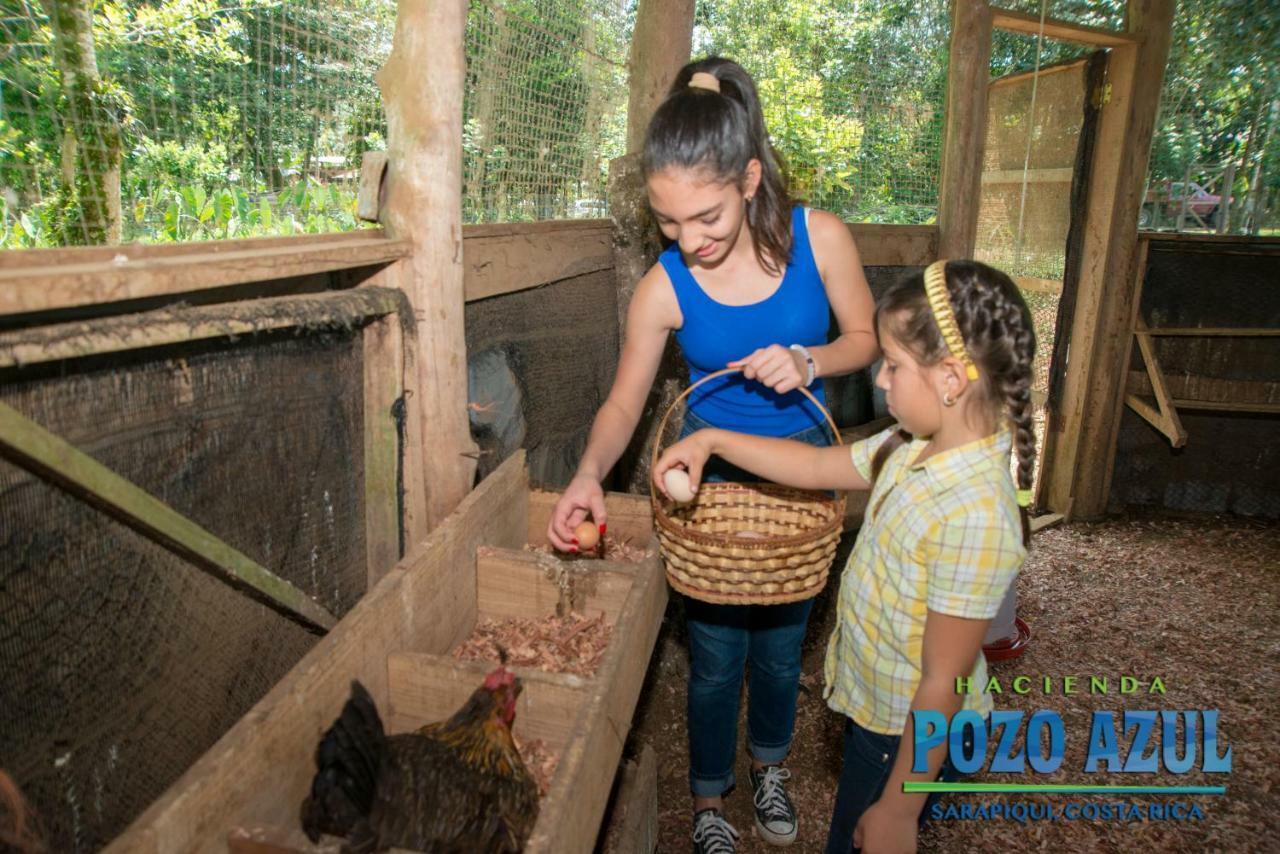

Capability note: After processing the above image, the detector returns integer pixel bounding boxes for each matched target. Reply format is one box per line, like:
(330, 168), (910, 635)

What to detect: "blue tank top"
(661, 206), (830, 437)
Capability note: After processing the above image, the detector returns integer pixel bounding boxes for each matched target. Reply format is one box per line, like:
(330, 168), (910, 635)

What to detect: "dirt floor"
(625, 511), (1280, 852)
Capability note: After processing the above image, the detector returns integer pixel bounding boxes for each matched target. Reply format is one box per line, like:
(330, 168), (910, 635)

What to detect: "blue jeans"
(824, 718), (970, 854)
(679, 410), (832, 797)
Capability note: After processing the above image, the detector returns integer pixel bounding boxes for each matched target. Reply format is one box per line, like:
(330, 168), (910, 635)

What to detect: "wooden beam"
(1030, 512), (1065, 533)
(1039, 0), (1175, 518)
(1125, 393), (1188, 445)
(0, 400), (337, 632)
(0, 232), (409, 316)
(363, 312), (408, 587)
(981, 167), (1075, 184)
(1171, 399), (1280, 414)
(938, 0), (993, 259)
(1126, 370), (1280, 406)
(847, 224), (937, 267)
(1134, 318), (1185, 430)
(357, 151), (389, 223)
(0, 288), (405, 369)
(626, 0), (695, 153)
(990, 58), (1088, 89)
(1014, 276), (1064, 295)
(991, 6), (1139, 47)
(463, 219), (613, 302)
(377, 0), (477, 530)
(600, 744), (658, 854)
(1139, 231), (1280, 251)
(1142, 327), (1280, 337)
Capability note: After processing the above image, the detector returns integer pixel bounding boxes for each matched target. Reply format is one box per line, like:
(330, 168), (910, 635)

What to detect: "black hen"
(300, 671), (539, 853)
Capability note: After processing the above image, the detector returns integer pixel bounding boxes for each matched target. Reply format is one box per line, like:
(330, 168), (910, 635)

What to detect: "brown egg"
(574, 519), (600, 550)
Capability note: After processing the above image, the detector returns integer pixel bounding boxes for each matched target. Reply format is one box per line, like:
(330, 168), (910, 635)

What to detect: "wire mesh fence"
(1, 0), (395, 248)
(462, 0), (631, 223)
(1147, 0), (1280, 235)
(0, 0), (631, 247)
(975, 44), (1091, 500)
(1, 330), (369, 852)
(694, 0), (950, 224)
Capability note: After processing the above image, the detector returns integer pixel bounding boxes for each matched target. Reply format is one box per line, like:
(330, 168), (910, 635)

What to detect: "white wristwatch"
(789, 344), (817, 387)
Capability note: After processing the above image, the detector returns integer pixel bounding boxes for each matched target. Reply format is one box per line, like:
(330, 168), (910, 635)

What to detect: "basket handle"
(648, 367), (845, 503)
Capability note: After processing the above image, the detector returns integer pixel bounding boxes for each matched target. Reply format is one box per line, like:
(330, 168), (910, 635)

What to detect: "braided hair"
(870, 260), (1038, 544)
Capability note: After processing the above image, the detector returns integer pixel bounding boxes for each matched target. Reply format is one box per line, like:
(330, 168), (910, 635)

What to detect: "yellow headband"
(689, 71), (721, 93)
(924, 259), (979, 382)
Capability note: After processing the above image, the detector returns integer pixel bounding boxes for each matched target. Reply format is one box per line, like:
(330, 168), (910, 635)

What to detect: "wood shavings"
(524, 534), (654, 563)
(514, 736), (559, 797)
(453, 612), (613, 677)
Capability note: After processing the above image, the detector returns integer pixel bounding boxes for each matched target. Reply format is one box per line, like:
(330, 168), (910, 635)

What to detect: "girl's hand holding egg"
(573, 519), (600, 550)
(662, 467), (697, 504)
(654, 429), (713, 503)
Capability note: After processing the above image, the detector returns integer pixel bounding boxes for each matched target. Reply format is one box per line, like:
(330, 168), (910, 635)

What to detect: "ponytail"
(641, 57), (792, 276)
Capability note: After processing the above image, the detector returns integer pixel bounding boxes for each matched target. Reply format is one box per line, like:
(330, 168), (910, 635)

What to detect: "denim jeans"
(679, 409), (832, 797)
(824, 718), (970, 854)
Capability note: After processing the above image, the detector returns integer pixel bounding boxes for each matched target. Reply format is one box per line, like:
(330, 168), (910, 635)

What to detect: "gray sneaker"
(692, 808), (740, 854)
(750, 765), (798, 845)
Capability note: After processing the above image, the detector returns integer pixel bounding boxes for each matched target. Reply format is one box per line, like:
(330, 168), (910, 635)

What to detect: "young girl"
(655, 260), (1037, 854)
(547, 57), (878, 852)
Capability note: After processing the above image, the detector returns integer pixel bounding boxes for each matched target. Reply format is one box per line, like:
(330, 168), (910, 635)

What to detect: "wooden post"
(376, 0), (478, 530)
(614, 0), (695, 327)
(937, 0), (993, 260)
(609, 0), (694, 492)
(1038, 0), (1175, 519)
(626, 0), (695, 154)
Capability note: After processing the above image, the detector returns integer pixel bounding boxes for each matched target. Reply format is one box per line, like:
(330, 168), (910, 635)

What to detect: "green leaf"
(164, 201), (180, 239)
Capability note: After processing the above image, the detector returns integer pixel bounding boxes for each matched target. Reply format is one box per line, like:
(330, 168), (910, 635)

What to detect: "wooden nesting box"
(107, 451), (666, 853)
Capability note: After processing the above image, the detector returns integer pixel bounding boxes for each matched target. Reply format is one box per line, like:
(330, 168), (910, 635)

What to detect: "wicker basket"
(650, 368), (846, 605)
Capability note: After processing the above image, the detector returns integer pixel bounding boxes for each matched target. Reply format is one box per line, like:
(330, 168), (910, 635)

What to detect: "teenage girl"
(655, 259), (1037, 854)
(548, 57), (878, 852)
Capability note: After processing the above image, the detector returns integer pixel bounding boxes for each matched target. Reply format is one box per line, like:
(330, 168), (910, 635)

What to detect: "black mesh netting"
(1111, 239), (1280, 517)
(1, 329), (367, 851)
(465, 268), (620, 488)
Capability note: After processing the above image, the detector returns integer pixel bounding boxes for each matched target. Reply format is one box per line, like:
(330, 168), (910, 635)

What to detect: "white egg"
(663, 468), (697, 503)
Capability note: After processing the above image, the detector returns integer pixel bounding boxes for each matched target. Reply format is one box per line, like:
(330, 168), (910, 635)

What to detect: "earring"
(745, 194), (753, 203)
(942, 391), (956, 407)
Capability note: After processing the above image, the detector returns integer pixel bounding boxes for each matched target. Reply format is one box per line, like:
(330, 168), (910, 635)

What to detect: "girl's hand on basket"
(653, 431), (712, 500)
(728, 344), (808, 393)
(547, 474), (606, 553)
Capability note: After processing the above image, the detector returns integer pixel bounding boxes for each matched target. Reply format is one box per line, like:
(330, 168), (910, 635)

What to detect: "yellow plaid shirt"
(823, 425), (1026, 734)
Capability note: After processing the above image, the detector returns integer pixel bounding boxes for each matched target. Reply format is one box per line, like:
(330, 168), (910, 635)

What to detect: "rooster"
(300, 668), (539, 853)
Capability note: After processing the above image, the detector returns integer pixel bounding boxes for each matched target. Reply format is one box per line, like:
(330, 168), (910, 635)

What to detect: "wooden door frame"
(941, 1), (1176, 519)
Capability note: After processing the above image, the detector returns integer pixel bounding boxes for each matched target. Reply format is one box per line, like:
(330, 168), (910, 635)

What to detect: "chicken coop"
(1, 0), (1276, 852)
